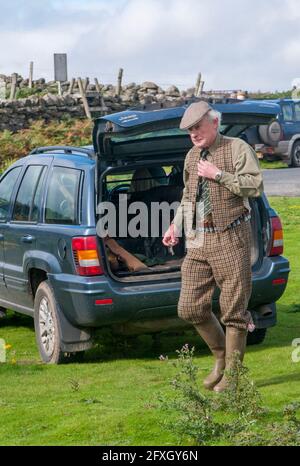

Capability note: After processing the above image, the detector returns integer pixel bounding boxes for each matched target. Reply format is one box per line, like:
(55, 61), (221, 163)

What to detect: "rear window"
(110, 125), (228, 143)
(282, 103), (294, 121)
(45, 166), (82, 225)
(110, 128), (187, 142)
(295, 102), (300, 121)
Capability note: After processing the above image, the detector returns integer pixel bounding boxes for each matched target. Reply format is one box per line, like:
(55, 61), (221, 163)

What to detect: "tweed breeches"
(178, 220), (252, 330)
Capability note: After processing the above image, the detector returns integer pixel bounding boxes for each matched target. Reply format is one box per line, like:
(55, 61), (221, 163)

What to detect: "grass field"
(259, 159), (288, 170)
(0, 196), (299, 446)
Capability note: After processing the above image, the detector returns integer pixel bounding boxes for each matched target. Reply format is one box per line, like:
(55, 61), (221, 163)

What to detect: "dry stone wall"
(0, 74), (197, 131)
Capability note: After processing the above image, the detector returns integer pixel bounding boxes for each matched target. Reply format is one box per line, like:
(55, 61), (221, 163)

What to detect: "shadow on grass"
(63, 300), (300, 363)
(1, 302), (300, 365)
(0, 311), (201, 363)
(0, 312), (34, 331)
(257, 371), (300, 388)
(280, 303), (300, 314)
(83, 328), (202, 363)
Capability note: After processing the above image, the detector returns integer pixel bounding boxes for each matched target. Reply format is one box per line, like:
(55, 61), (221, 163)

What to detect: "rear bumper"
(250, 302), (277, 329)
(48, 255), (290, 330)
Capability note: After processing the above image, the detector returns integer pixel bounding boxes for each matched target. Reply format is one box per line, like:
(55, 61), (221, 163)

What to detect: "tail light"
(266, 146), (274, 154)
(72, 236), (104, 276)
(268, 216), (284, 256)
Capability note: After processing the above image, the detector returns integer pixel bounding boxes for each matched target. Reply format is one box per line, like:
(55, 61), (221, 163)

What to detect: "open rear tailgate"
(92, 100), (280, 161)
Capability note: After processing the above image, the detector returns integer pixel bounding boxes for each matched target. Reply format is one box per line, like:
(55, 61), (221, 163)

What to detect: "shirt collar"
(207, 132), (222, 155)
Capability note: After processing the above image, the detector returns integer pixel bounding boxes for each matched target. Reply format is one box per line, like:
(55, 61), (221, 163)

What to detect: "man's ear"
(213, 117), (219, 130)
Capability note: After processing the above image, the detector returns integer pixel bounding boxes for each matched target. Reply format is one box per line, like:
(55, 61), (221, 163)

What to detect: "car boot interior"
(100, 163), (261, 280)
(101, 164), (186, 278)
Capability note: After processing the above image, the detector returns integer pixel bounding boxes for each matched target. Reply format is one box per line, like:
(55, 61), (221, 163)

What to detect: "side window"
(0, 167), (22, 222)
(282, 103), (294, 121)
(294, 103), (300, 121)
(31, 169), (46, 222)
(45, 167), (81, 225)
(12, 165), (45, 222)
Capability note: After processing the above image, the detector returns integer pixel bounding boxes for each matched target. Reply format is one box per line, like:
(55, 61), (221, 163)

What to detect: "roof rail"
(29, 146), (95, 158)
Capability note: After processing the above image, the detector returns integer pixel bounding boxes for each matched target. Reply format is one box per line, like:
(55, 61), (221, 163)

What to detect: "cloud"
(0, 0), (299, 91)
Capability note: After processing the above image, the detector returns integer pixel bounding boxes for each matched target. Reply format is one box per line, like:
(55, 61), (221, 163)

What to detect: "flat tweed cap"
(179, 101), (212, 130)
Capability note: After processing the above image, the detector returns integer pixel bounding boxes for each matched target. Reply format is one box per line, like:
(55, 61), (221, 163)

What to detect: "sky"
(0, 0), (300, 92)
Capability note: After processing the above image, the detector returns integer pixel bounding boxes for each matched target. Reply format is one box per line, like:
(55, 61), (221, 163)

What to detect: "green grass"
(259, 159), (288, 170)
(0, 197), (299, 446)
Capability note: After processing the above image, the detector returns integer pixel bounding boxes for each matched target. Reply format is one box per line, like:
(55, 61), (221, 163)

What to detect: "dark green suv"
(0, 99), (290, 363)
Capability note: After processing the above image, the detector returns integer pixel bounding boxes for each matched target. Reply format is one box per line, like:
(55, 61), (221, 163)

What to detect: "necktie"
(196, 148), (212, 221)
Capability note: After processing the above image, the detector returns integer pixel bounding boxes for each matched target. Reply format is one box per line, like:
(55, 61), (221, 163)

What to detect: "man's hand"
(198, 160), (220, 180)
(162, 223), (180, 247)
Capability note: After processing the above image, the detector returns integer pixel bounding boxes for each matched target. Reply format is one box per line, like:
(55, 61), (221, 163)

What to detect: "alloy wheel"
(294, 145), (300, 166)
(38, 297), (55, 357)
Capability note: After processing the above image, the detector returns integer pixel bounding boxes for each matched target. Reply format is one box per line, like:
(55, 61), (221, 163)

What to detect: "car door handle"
(21, 235), (35, 244)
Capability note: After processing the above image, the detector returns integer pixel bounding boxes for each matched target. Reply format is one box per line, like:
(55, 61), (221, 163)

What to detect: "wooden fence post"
(116, 68), (123, 96)
(77, 77), (92, 119)
(197, 81), (204, 96)
(94, 78), (102, 94)
(29, 61), (33, 89)
(94, 78), (108, 113)
(9, 73), (17, 100)
(195, 72), (201, 96)
(83, 77), (89, 92)
(68, 78), (75, 94)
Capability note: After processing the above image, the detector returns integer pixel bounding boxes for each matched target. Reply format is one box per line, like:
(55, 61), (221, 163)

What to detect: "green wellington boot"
(213, 326), (247, 393)
(194, 314), (226, 390)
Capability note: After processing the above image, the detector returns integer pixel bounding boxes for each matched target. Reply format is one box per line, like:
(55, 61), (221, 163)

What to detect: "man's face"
(188, 116), (219, 148)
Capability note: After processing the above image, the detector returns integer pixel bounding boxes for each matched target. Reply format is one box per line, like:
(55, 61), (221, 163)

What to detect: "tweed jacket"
(172, 134), (263, 237)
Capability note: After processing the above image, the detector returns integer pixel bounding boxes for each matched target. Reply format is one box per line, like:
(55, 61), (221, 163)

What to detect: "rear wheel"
(246, 328), (267, 346)
(291, 141), (300, 167)
(34, 281), (66, 364)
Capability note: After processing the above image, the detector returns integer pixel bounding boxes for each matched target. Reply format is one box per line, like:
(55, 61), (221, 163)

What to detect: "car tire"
(262, 154), (275, 162)
(246, 328), (267, 346)
(291, 141), (300, 167)
(34, 280), (66, 364)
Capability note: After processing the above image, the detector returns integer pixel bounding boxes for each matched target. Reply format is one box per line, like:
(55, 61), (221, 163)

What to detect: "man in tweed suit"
(162, 101), (263, 392)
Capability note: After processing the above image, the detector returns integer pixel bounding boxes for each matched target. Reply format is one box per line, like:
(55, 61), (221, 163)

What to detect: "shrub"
(156, 344), (300, 446)
(157, 344), (264, 445)
(0, 118), (93, 172)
